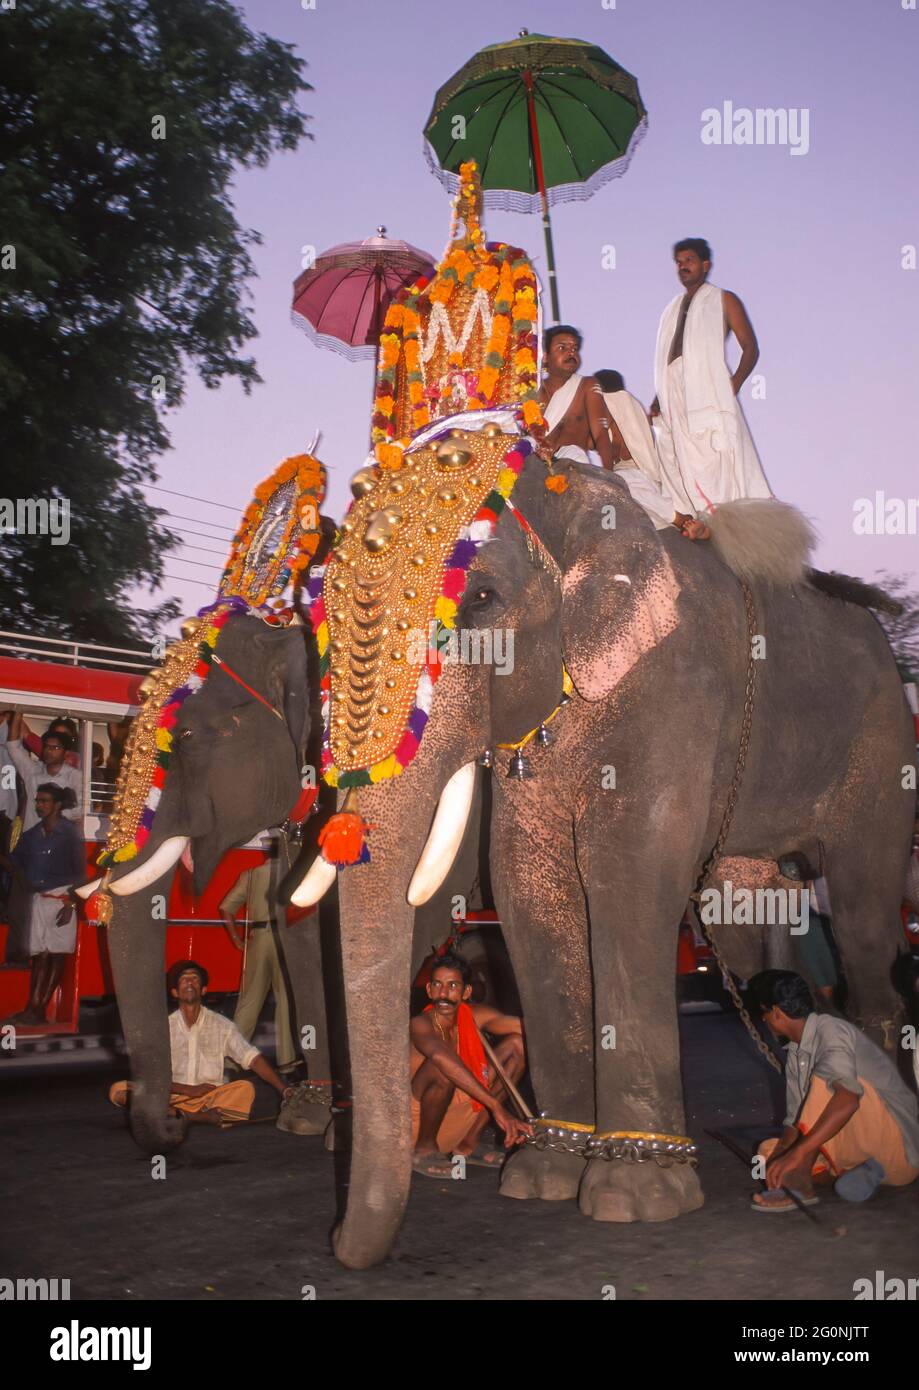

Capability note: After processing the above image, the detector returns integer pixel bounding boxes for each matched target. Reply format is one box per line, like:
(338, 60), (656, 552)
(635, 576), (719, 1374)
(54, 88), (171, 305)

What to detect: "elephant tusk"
(108, 836), (190, 896)
(290, 853), (337, 908)
(75, 878), (101, 901)
(407, 761), (477, 907)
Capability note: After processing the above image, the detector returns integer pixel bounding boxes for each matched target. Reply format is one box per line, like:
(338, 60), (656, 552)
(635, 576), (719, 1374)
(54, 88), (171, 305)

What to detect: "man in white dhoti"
(592, 369), (681, 531)
(651, 238), (771, 538)
(538, 329), (685, 532)
(0, 783), (84, 1026)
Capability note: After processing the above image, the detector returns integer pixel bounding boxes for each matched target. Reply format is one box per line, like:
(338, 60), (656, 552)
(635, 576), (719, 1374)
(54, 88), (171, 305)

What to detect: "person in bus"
(20, 714), (81, 769)
(0, 783), (85, 1027)
(108, 960), (297, 1126)
(5, 710), (82, 831)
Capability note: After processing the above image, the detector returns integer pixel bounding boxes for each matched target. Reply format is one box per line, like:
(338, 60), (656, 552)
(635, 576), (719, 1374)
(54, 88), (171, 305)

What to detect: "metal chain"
(690, 579), (782, 1074)
(526, 1124), (697, 1165)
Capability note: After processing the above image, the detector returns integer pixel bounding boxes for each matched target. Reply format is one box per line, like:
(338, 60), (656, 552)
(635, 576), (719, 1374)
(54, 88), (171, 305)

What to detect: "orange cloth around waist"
(108, 1079), (255, 1121)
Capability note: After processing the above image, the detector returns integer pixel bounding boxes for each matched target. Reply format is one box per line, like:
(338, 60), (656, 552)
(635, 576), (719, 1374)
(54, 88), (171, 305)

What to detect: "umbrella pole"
(369, 268), (383, 446)
(524, 71), (560, 323)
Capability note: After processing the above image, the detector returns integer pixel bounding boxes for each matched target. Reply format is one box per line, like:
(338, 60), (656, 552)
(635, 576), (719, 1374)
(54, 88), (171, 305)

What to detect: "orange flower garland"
(220, 453), (325, 603)
(370, 159), (545, 460)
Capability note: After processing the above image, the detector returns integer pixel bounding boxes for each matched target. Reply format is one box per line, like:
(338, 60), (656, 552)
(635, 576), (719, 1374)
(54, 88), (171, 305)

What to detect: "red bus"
(0, 629), (289, 1036)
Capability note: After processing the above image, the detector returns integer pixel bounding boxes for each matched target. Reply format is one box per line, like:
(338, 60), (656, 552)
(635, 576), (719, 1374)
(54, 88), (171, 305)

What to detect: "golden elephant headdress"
(303, 169), (550, 869)
(98, 454), (326, 874)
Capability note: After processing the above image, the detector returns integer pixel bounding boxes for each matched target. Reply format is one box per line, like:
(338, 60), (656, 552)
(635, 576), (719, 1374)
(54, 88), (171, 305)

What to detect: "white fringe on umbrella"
(423, 117), (648, 215)
(289, 309), (379, 364)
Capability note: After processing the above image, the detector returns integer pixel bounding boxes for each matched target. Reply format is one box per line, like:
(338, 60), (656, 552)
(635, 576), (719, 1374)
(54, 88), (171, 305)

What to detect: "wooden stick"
(474, 1022), (533, 1120)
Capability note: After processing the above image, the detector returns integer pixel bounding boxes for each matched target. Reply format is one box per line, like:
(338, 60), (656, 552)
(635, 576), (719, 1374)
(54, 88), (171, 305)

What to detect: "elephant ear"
(560, 476), (682, 701)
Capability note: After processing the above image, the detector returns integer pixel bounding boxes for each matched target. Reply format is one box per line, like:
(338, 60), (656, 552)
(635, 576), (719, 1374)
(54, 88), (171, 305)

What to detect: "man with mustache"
(410, 952), (532, 1176)
(538, 328), (690, 533)
(650, 238), (771, 538)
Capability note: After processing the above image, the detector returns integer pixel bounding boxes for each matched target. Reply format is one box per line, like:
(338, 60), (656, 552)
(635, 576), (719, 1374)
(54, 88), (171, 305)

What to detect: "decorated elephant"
(292, 439), (913, 1270)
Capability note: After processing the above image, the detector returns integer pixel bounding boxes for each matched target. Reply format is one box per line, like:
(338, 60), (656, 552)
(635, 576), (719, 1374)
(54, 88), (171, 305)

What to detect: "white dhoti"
(27, 892), (76, 955)
(654, 282), (772, 517)
(553, 444), (674, 530)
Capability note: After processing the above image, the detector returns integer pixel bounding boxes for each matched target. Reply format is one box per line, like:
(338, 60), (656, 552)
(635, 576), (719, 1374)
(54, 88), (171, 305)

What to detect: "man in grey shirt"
(748, 970), (919, 1212)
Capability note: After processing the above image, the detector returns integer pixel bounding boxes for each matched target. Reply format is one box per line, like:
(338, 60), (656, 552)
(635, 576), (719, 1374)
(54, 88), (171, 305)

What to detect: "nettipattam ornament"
(97, 454), (326, 875)
(303, 168), (549, 872)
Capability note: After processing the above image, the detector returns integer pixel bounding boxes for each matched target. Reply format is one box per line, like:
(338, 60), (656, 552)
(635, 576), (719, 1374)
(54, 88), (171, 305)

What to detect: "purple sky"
(144, 0), (919, 630)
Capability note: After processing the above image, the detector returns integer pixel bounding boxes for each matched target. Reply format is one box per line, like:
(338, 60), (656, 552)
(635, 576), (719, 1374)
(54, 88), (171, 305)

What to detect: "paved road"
(2, 1012), (916, 1301)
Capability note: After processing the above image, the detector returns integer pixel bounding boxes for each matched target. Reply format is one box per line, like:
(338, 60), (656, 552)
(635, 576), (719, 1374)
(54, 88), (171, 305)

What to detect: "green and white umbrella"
(424, 30), (647, 321)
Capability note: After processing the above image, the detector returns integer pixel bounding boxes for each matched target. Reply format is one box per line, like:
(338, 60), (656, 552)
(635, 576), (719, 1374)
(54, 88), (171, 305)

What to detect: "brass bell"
(478, 748), (494, 769)
(507, 749), (531, 780)
(350, 466), (378, 499)
(435, 439), (472, 469)
(180, 617), (199, 641)
(536, 723), (552, 748)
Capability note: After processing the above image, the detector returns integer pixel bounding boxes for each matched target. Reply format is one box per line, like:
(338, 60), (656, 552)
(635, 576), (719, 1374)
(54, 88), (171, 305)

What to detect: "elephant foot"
(499, 1142), (584, 1202)
(578, 1158), (704, 1223)
(277, 1101), (332, 1138)
(130, 1109), (187, 1153)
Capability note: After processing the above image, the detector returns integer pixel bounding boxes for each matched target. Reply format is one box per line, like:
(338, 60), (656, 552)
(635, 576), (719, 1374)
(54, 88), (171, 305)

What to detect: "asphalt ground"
(1, 1010), (917, 1303)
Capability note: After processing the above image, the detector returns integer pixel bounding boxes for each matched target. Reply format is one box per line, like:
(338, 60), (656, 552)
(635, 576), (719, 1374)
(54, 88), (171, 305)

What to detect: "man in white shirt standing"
(650, 238), (771, 536)
(108, 959), (295, 1126)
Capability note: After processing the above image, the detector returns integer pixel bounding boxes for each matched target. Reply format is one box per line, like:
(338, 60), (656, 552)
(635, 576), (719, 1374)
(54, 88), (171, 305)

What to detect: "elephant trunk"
(106, 861), (186, 1154)
(331, 773), (443, 1270)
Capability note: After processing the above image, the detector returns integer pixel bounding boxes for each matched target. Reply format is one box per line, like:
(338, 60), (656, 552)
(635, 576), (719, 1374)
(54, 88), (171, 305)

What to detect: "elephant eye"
(468, 585), (495, 608)
(180, 728), (194, 739)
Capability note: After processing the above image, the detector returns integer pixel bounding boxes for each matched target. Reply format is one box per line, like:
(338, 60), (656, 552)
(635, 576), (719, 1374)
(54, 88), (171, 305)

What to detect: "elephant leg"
(276, 902), (335, 1138)
(107, 869), (186, 1153)
(821, 834), (908, 1046)
(577, 811), (704, 1223)
(491, 789), (593, 1202)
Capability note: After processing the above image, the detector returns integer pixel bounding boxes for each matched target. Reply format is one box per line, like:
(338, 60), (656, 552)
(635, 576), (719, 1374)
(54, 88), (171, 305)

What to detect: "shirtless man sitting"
(538, 327), (698, 537)
(410, 952), (532, 1176)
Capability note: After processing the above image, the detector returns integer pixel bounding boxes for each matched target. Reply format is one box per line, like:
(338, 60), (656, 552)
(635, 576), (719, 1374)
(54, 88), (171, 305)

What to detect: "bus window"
(89, 719), (132, 812)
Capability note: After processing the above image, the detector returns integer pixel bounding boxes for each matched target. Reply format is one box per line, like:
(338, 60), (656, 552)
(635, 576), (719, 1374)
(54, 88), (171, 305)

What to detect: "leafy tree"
(874, 573), (919, 683)
(0, 0), (311, 647)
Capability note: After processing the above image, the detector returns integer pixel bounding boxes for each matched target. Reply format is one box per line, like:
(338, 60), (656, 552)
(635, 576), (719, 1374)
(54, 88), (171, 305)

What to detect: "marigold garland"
(370, 161), (545, 462)
(220, 453), (325, 603)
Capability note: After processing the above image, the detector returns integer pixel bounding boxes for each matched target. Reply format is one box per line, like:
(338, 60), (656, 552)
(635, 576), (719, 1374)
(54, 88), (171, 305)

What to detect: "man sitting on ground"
(410, 951), (532, 1176)
(108, 960), (295, 1126)
(749, 970), (919, 1211)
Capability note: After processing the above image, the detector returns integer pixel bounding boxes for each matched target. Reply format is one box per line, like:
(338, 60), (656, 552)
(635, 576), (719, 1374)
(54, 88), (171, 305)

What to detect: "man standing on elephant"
(749, 971), (919, 1211)
(650, 238), (771, 535)
(109, 960), (296, 1126)
(410, 952), (532, 1176)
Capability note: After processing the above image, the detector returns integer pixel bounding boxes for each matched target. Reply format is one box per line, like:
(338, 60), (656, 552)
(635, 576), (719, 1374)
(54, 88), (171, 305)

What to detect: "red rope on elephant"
(211, 654), (284, 721)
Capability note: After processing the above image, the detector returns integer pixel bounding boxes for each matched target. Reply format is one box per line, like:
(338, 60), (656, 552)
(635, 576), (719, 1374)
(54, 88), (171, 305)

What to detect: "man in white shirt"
(108, 959), (295, 1126)
(6, 711), (82, 832)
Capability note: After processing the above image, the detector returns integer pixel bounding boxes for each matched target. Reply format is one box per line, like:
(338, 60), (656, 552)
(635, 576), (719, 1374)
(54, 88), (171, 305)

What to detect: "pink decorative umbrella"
(291, 227), (435, 363)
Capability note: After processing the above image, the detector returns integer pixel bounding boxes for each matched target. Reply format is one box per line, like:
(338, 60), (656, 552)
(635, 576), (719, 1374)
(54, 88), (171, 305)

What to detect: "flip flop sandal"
(411, 1151), (455, 1178)
(460, 1144), (505, 1168)
(750, 1188), (820, 1213)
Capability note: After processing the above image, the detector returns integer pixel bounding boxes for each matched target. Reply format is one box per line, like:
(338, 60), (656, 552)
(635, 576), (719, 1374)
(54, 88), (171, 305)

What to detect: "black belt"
(248, 920), (272, 929)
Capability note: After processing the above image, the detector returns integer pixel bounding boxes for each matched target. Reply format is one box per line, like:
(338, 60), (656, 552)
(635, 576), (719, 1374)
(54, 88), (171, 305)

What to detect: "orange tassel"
(545, 472), (568, 494)
(318, 790), (371, 866)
